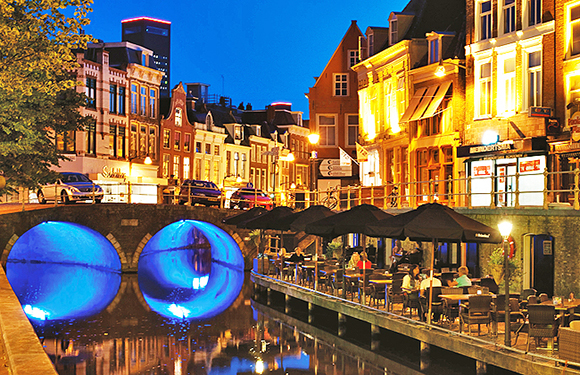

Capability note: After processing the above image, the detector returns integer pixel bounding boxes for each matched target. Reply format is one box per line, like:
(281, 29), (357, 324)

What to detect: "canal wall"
(251, 272), (580, 375)
(0, 266), (56, 375)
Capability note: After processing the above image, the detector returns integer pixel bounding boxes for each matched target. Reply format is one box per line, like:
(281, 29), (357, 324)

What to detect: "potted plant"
(487, 247), (522, 290)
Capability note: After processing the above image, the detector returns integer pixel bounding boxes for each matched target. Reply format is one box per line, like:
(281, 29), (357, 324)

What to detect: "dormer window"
(368, 34), (374, 56)
(390, 19), (398, 45)
(234, 125), (243, 140)
(429, 38), (440, 65)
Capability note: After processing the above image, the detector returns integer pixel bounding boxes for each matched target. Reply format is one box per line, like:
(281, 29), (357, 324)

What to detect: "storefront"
(457, 137), (547, 207)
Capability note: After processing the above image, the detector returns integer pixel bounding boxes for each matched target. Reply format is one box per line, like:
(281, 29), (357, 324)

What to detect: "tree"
(0, 0), (94, 190)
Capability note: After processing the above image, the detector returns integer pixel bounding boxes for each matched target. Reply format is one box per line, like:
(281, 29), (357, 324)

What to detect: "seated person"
(356, 252), (372, 270)
(348, 252), (360, 269)
(419, 270), (442, 322)
(288, 247), (306, 263)
(448, 266), (472, 287)
(402, 264), (422, 292)
(419, 271), (442, 297)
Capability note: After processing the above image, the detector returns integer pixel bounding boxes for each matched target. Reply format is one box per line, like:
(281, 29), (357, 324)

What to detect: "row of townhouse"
(310, 0), (580, 209)
(55, 41), (312, 204)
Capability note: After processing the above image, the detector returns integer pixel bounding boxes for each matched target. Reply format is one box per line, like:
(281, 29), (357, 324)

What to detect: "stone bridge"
(0, 204), (258, 272)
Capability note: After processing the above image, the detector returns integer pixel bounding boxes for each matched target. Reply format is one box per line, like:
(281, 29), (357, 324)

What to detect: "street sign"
(319, 169), (351, 177)
(318, 159), (352, 177)
(320, 159), (340, 166)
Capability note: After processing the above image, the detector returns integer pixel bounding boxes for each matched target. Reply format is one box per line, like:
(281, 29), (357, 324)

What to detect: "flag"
(339, 147), (351, 167)
(356, 143), (368, 162)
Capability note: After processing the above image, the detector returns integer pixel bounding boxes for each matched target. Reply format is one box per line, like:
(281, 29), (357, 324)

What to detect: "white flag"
(356, 143), (369, 162)
(339, 147), (351, 166)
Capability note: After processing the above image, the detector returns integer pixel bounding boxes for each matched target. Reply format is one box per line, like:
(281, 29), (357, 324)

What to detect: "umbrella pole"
(427, 239), (437, 325)
(314, 237), (319, 291)
(280, 230), (284, 279)
(342, 240), (346, 299)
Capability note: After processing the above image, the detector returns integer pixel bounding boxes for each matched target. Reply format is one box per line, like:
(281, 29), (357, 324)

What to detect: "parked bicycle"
(388, 186), (399, 208)
(321, 186), (339, 209)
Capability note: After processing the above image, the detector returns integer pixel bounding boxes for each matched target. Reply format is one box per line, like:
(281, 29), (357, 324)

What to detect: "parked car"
(178, 180), (223, 206)
(230, 188), (273, 210)
(37, 172), (103, 204)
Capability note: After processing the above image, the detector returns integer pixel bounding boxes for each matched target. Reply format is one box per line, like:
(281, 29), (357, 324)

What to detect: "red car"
(230, 188), (273, 210)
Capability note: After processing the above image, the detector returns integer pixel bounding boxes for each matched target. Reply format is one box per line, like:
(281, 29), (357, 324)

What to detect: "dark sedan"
(178, 180), (223, 206)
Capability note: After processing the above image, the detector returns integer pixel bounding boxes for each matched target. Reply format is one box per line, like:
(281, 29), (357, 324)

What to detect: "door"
(524, 234), (554, 296)
(495, 164), (516, 207)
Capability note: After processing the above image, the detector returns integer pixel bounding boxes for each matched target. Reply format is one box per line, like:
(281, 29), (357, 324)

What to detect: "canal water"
(4, 220), (516, 375)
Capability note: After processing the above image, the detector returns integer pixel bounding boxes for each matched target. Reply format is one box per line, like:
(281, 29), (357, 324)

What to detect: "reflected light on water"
(255, 359), (264, 374)
(23, 305), (49, 320)
(138, 220), (244, 320)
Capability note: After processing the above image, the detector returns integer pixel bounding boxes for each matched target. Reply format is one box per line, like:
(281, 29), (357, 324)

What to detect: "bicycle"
(388, 186), (399, 208)
(321, 186), (339, 209)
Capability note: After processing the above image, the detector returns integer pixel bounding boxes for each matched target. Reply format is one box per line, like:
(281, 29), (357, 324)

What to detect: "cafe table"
(369, 278), (392, 309)
(540, 298), (580, 325)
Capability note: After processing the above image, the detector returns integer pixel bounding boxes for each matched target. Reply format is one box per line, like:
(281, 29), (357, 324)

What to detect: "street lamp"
(434, 59), (466, 78)
(498, 220), (513, 347)
(129, 154), (152, 178)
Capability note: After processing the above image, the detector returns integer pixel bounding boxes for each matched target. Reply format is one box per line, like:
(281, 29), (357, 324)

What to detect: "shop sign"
(520, 159), (541, 173)
(457, 142), (514, 157)
(473, 165), (491, 176)
(572, 125), (580, 142)
(529, 107), (552, 117)
(102, 165), (126, 179)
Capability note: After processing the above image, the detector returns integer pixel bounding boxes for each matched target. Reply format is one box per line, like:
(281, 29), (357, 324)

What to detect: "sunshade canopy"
(268, 205), (336, 232)
(241, 206), (294, 230)
(305, 204), (392, 239)
(364, 203), (502, 243)
(222, 206), (267, 226)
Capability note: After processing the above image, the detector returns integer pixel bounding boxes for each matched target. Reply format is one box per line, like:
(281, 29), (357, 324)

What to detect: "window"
(149, 89), (156, 118)
(148, 126), (156, 159)
(195, 158), (202, 179)
(527, 51), (542, 108)
(318, 115), (336, 146)
(252, 144), (256, 162)
(87, 122), (96, 154)
(118, 87), (126, 115)
(396, 77), (405, 119)
(173, 155), (180, 179)
(478, 62), (492, 117)
(480, 1), (492, 40)
(140, 86), (147, 116)
(333, 74), (348, 96)
(184, 133), (191, 152)
(183, 157), (190, 179)
(503, 0), (516, 34)
(214, 145), (220, 155)
(109, 125), (117, 156)
(162, 154), (170, 178)
(571, 4), (580, 55)
(139, 125), (147, 155)
(213, 161), (219, 183)
(205, 143), (211, 154)
(56, 131), (75, 153)
(175, 108), (182, 126)
(118, 126), (126, 158)
(499, 56), (516, 115)
(429, 39), (439, 65)
(130, 124), (137, 157)
(347, 114), (359, 146)
(109, 85), (117, 113)
(226, 151), (231, 176)
(241, 154), (247, 178)
(234, 152), (240, 177)
(528, 0), (541, 26)
(131, 84), (138, 114)
(204, 160), (211, 180)
(86, 77), (96, 109)
(163, 129), (170, 149)
(195, 142), (202, 153)
(174, 131), (181, 151)
(390, 19), (398, 45)
(348, 50), (360, 68)
(368, 34), (374, 56)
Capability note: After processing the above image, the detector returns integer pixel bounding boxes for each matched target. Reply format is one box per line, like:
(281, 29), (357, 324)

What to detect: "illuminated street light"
(498, 220), (513, 347)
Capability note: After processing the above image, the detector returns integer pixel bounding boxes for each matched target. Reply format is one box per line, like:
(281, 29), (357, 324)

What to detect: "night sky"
(84, 0), (407, 118)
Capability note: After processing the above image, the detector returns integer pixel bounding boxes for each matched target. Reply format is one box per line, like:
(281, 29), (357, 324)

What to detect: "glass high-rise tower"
(122, 17), (171, 98)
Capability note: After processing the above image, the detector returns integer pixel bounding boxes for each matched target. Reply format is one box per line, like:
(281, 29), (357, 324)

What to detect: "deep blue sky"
(84, 0), (407, 118)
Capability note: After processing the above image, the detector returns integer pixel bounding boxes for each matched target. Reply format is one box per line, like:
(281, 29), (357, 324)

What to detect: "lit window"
(173, 155), (180, 179)
(318, 115), (336, 146)
(570, 4), (580, 55)
(527, 51), (542, 108)
(131, 84), (138, 114)
(149, 89), (156, 118)
(175, 108), (182, 127)
(162, 154), (170, 178)
(333, 74), (348, 96)
(86, 77), (96, 109)
(503, 0), (516, 34)
(183, 157), (190, 179)
(163, 129), (170, 149)
(174, 131), (181, 151)
(480, 1), (492, 40)
(140, 86), (147, 116)
(528, 0), (541, 26)
(499, 56), (516, 115)
(477, 62), (492, 117)
(184, 133), (191, 152)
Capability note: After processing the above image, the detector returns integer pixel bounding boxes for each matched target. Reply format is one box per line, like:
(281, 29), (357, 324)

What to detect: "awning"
(400, 81), (452, 123)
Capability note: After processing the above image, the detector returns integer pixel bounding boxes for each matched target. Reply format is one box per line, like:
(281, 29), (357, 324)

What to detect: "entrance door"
(495, 164), (516, 207)
(523, 234), (554, 296)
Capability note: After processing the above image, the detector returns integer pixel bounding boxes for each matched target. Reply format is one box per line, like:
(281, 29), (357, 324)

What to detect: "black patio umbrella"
(267, 205), (336, 232)
(363, 202), (502, 323)
(242, 206), (295, 230)
(222, 206), (267, 226)
(305, 204), (392, 238)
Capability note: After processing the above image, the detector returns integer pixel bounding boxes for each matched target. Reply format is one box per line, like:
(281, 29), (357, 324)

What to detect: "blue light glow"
(138, 220), (244, 320)
(6, 221), (122, 320)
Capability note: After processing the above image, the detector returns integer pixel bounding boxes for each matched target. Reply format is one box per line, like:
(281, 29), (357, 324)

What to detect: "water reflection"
(138, 220), (244, 320)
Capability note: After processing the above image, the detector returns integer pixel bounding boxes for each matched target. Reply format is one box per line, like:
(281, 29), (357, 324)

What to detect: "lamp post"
(308, 133), (319, 205)
(128, 154), (152, 204)
(498, 220), (513, 347)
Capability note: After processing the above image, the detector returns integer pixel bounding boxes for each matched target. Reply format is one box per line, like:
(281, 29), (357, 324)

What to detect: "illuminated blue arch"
(138, 220), (244, 320)
(6, 221), (121, 320)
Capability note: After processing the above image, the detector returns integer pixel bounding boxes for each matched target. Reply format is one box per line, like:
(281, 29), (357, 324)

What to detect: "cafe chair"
(422, 286), (443, 323)
(403, 290), (422, 319)
(387, 278), (405, 313)
(441, 287), (463, 323)
(560, 323), (580, 362)
(459, 295), (492, 335)
(526, 304), (559, 354)
(538, 293), (550, 303)
(479, 277), (499, 294)
(493, 296), (526, 343)
(519, 288), (537, 311)
(468, 286), (483, 295)
(330, 269), (344, 296)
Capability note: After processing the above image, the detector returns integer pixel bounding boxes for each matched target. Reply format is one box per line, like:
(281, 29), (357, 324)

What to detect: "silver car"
(37, 172), (104, 204)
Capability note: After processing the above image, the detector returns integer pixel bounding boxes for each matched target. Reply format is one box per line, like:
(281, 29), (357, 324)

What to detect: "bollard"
(371, 324), (380, 351)
(476, 360), (487, 375)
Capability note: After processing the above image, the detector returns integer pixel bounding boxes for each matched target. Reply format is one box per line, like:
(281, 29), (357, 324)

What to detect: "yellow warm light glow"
(236, 175), (242, 183)
(256, 360), (264, 374)
(308, 133), (319, 144)
(498, 221), (512, 238)
(435, 65), (446, 77)
(144, 156), (152, 165)
(291, 183), (296, 189)
(285, 152), (295, 162)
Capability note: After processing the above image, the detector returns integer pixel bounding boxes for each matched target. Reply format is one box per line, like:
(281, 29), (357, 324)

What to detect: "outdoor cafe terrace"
(252, 257), (580, 371)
